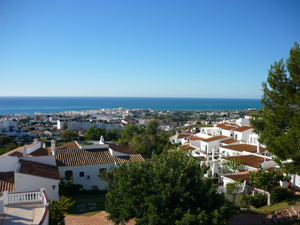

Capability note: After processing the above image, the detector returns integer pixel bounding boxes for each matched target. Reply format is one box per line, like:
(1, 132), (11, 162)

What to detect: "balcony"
(0, 188), (49, 225)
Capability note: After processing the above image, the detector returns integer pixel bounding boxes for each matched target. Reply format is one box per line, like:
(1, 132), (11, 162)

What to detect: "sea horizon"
(0, 96), (262, 115)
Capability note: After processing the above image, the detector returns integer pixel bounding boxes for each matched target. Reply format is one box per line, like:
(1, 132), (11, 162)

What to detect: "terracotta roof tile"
(220, 144), (266, 153)
(18, 159), (60, 180)
(107, 143), (136, 155)
(222, 155), (270, 168)
(222, 139), (239, 144)
(55, 148), (144, 167)
(29, 148), (52, 156)
(203, 135), (229, 142)
(56, 141), (80, 150)
(234, 126), (252, 132)
(190, 136), (205, 141)
(0, 171), (15, 192)
(179, 144), (196, 151)
(222, 171), (252, 185)
(177, 134), (191, 139)
(114, 155), (144, 164)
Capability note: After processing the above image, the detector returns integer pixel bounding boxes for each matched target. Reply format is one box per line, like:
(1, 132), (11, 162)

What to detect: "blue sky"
(0, 0), (299, 98)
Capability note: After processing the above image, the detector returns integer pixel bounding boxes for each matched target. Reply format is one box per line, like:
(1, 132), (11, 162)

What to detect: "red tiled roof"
(18, 159), (60, 180)
(107, 143), (136, 155)
(55, 141), (80, 149)
(222, 139), (239, 144)
(220, 144), (266, 153)
(179, 144), (196, 151)
(190, 136), (205, 141)
(234, 126), (252, 132)
(114, 155), (144, 164)
(222, 155), (270, 168)
(29, 148), (52, 156)
(55, 148), (143, 167)
(203, 135), (229, 142)
(177, 134), (191, 139)
(0, 171), (15, 192)
(222, 170), (253, 185)
(245, 114), (252, 117)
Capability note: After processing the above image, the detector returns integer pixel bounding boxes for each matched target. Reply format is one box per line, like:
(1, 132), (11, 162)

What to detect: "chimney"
(23, 146), (27, 157)
(99, 135), (104, 144)
(33, 139), (38, 144)
(51, 139), (56, 156)
(43, 143), (46, 148)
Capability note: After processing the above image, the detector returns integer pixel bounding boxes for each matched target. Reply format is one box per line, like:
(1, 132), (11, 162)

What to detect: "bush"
(272, 187), (292, 204)
(249, 192), (267, 208)
(238, 192), (267, 208)
(59, 177), (83, 196)
(238, 195), (252, 208)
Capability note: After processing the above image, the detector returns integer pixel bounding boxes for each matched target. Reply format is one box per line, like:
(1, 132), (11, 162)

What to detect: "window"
(65, 170), (73, 180)
(79, 172), (84, 177)
(235, 134), (237, 139)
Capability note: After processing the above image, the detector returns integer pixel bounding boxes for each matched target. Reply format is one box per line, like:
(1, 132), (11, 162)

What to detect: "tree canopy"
(250, 42), (300, 174)
(102, 151), (235, 225)
(59, 130), (79, 141)
(249, 166), (290, 205)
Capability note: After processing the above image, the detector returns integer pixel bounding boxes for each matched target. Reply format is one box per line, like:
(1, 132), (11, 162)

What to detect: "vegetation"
(0, 136), (18, 155)
(222, 158), (242, 173)
(59, 130), (79, 141)
(250, 42), (300, 174)
(102, 151), (236, 225)
(49, 196), (75, 225)
(84, 126), (121, 142)
(249, 166), (291, 205)
(118, 120), (171, 158)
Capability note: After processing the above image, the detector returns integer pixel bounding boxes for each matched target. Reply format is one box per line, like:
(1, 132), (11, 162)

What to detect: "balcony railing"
(0, 188), (49, 225)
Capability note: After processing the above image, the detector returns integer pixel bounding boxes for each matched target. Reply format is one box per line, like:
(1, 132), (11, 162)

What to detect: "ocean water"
(0, 97), (262, 115)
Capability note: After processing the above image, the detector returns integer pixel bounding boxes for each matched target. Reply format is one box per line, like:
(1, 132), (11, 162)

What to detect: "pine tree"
(250, 42), (300, 174)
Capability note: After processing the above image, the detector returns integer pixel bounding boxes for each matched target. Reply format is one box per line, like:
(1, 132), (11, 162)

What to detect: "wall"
(14, 172), (59, 201)
(27, 142), (42, 154)
(221, 129), (232, 138)
(234, 129), (253, 142)
(0, 157), (19, 172)
(58, 163), (115, 190)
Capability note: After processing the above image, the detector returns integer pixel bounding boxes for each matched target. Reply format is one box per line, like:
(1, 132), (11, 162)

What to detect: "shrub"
(249, 192), (267, 208)
(238, 195), (252, 208)
(59, 176), (83, 196)
(238, 192), (267, 208)
(272, 187), (292, 204)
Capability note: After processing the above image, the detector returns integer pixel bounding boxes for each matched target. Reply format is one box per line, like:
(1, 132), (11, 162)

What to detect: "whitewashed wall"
(58, 163), (115, 190)
(14, 172), (59, 201)
(0, 157), (19, 172)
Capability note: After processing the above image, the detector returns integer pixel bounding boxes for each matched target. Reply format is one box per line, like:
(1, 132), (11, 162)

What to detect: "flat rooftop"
(0, 202), (44, 225)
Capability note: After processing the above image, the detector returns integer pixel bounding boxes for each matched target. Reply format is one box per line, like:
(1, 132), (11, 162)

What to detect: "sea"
(0, 97), (262, 115)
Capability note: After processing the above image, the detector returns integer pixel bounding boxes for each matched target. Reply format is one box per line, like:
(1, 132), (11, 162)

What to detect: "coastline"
(0, 97), (261, 115)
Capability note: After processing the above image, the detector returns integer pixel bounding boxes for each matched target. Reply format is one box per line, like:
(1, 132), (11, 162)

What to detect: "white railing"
(7, 191), (42, 204)
(2, 189), (49, 224)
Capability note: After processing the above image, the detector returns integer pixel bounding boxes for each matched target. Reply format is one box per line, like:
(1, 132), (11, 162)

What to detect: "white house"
(233, 126), (253, 142)
(219, 144), (265, 157)
(53, 138), (144, 190)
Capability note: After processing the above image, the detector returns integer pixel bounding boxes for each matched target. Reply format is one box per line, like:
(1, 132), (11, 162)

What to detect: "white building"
(57, 119), (125, 131)
(53, 138), (144, 190)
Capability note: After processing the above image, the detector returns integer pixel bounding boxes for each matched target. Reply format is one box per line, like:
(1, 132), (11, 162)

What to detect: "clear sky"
(0, 0), (299, 98)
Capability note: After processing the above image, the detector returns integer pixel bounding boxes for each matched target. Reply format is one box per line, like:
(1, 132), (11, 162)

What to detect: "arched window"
(65, 170), (73, 180)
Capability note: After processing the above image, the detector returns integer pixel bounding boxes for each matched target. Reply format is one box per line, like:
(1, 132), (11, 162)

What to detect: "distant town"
(0, 107), (256, 143)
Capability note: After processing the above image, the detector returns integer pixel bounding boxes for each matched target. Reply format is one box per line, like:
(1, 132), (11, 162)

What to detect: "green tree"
(0, 136), (18, 155)
(62, 123), (68, 130)
(49, 196), (75, 225)
(222, 158), (242, 173)
(118, 124), (143, 147)
(59, 130), (79, 142)
(102, 151), (235, 225)
(250, 42), (300, 174)
(249, 166), (290, 206)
